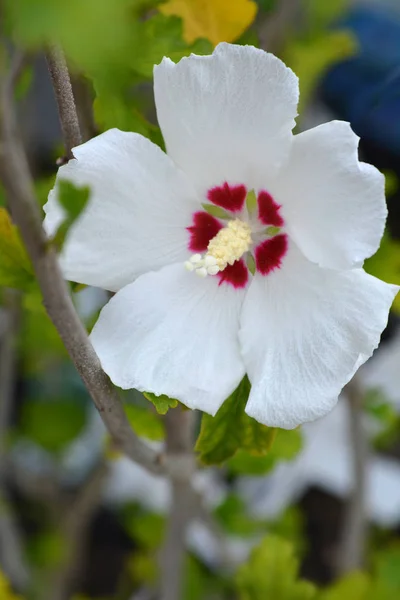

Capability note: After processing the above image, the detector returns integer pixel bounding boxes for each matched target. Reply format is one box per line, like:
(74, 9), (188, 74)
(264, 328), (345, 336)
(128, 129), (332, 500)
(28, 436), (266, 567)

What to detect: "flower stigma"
(185, 219), (252, 277)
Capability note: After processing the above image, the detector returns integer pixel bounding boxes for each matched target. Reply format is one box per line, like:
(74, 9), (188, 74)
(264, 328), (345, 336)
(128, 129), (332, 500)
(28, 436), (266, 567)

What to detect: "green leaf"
(27, 531), (65, 569)
(130, 14), (212, 78)
(365, 233), (400, 314)
(201, 203), (230, 219)
(144, 392), (178, 415)
(382, 170), (399, 197)
(19, 399), (86, 453)
(318, 572), (371, 600)
(58, 180), (90, 220)
(20, 288), (68, 374)
(53, 181), (90, 249)
(93, 87), (156, 137)
(236, 536), (316, 600)
(285, 30), (358, 115)
(0, 568), (23, 600)
(215, 494), (267, 537)
(364, 388), (398, 427)
(304, 0), (349, 31)
(0, 208), (34, 290)
(195, 377), (276, 465)
(374, 546), (400, 592)
(14, 64), (33, 100)
(121, 506), (166, 549)
(124, 404), (164, 441)
(227, 428), (303, 475)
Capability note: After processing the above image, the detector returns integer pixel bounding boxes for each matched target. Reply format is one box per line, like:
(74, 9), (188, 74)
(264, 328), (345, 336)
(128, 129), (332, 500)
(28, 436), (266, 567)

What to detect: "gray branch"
(0, 52), (163, 476)
(160, 408), (195, 600)
(0, 291), (30, 591)
(337, 376), (368, 574)
(46, 45), (82, 159)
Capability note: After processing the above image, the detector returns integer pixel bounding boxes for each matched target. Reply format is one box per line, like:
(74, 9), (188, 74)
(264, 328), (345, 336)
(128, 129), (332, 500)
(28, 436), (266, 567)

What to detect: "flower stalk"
(337, 376), (368, 574)
(46, 45), (82, 160)
(160, 407), (195, 600)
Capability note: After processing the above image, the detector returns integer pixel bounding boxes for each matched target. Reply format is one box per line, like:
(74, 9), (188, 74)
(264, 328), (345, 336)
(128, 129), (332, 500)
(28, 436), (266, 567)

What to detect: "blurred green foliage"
(365, 235), (400, 314)
(19, 399), (86, 453)
(0, 208), (34, 290)
(236, 536), (316, 600)
(124, 403), (165, 440)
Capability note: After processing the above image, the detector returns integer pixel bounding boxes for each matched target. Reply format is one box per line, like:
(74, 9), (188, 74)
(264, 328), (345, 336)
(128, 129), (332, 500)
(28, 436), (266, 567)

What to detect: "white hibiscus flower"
(44, 43), (398, 429)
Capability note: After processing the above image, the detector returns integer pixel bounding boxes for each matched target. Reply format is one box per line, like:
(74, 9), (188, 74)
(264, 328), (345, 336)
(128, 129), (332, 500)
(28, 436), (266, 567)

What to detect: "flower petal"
(90, 263), (246, 413)
(188, 211), (222, 252)
(217, 259), (249, 289)
(44, 129), (200, 291)
(239, 242), (398, 429)
(272, 121), (387, 270)
(154, 43), (299, 195)
(207, 182), (247, 213)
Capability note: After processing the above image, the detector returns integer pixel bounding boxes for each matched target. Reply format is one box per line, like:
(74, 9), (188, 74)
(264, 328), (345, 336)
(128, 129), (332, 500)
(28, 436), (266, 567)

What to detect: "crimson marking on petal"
(218, 259), (249, 289)
(258, 190), (284, 226)
(255, 234), (288, 276)
(187, 211), (222, 252)
(207, 182), (247, 213)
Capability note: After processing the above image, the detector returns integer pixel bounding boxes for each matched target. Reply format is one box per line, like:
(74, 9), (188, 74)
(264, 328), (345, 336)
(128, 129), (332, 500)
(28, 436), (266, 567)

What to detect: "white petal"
(272, 121), (386, 269)
(154, 43), (299, 195)
(90, 263), (245, 413)
(239, 242), (398, 428)
(44, 129), (200, 291)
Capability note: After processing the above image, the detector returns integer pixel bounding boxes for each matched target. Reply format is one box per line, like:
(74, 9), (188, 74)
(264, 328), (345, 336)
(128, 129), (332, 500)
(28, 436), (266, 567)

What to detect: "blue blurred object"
(321, 5), (400, 156)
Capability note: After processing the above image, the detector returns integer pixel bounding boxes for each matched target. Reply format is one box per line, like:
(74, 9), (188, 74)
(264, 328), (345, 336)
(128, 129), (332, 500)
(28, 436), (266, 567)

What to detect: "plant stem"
(46, 45), (82, 159)
(337, 376), (368, 574)
(160, 408), (195, 600)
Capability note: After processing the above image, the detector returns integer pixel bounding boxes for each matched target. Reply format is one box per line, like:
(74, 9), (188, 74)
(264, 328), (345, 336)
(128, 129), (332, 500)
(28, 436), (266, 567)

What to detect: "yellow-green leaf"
(364, 234), (400, 314)
(143, 392), (178, 414)
(0, 569), (23, 599)
(236, 536), (316, 600)
(195, 376), (276, 465)
(159, 0), (258, 45)
(53, 180), (90, 249)
(227, 428), (303, 475)
(0, 208), (34, 290)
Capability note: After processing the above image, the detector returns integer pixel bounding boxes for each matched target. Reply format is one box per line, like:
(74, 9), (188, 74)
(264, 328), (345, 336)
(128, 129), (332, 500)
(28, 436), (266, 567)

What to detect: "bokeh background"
(1, 0), (400, 599)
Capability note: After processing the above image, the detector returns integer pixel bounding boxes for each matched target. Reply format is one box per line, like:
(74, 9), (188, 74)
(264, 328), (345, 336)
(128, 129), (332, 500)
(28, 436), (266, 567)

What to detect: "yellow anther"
(206, 219), (252, 270)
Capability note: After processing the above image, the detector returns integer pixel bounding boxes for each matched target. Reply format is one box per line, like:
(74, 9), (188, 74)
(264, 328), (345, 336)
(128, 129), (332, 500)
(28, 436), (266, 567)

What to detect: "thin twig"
(0, 290), (30, 591)
(0, 52), (163, 476)
(46, 461), (108, 600)
(336, 376), (368, 575)
(46, 45), (82, 160)
(160, 408), (195, 600)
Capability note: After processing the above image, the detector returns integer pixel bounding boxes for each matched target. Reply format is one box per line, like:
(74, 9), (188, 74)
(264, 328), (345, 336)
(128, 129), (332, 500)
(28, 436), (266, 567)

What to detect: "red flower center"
(187, 182), (288, 288)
